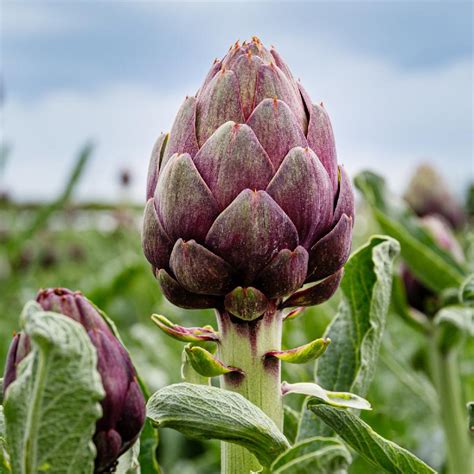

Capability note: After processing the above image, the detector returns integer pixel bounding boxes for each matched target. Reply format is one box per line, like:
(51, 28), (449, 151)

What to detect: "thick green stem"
(429, 340), (470, 474)
(217, 307), (283, 474)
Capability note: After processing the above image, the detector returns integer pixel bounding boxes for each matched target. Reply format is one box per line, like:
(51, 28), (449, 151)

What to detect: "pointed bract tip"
(284, 306), (305, 321)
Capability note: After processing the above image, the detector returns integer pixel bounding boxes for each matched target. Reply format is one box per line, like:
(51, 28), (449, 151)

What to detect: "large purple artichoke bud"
(3, 288), (146, 473)
(143, 37), (354, 318)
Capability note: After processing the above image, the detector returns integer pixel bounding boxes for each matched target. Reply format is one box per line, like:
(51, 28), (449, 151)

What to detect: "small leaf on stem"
(185, 345), (242, 377)
(151, 314), (219, 343)
(282, 382), (371, 411)
(283, 306), (305, 321)
(266, 338), (330, 364)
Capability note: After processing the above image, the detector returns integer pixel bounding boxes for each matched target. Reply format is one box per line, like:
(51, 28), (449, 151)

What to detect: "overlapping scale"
(193, 122), (274, 209)
(205, 189), (299, 284)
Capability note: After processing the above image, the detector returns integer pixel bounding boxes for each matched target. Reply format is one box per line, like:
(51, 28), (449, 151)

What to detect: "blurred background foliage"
(1, 144), (473, 474)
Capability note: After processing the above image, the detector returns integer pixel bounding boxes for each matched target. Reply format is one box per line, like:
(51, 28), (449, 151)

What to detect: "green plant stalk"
(429, 340), (471, 474)
(216, 307), (283, 474)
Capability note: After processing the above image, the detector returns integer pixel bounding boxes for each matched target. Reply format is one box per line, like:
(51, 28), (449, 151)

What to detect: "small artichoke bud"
(401, 216), (464, 315)
(143, 37), (354, 319)
(2, 288), (146, 473)
(404, 163), (465, 229)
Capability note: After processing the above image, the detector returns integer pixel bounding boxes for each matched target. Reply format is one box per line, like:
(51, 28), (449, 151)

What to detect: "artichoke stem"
(216, 307), (283, 474)
(429, 338), (471, 474)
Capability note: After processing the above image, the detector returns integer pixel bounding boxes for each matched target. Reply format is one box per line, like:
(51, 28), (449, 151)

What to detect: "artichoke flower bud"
(143, 37), (354, 319)
(402, 216), (464, 314)
(404, 163), (465, 229)
(2, 288), (146, 473)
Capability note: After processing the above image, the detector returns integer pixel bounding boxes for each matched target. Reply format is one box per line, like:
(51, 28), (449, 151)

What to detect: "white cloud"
(3, 84), (185, 202)
(2, 40), (472, 202)
(279, 36), (473, 194)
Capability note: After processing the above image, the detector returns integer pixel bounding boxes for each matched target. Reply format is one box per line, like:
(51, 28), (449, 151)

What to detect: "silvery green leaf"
(283, 405), (300, 445)
(298, 236), (399, 440)
(380, 350), (438, 415)
(460, 274), (474, 306)
(310, 404), (436, 474)
(3, 301), (104, 474)
(0, 406), (11, 473)
(116, 441), (140, 474)
(435, 306), (474, 336)
(434, 305), (474, 352)
(355, 171), (465, 292)
(271, 436), (351, 474)
(282, 382), (371, 411)
(147, 382), (289, 467)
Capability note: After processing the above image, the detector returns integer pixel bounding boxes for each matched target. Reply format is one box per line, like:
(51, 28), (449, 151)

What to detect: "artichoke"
(404, 163), (465, 229)
(3, 288), (146, 473)
(143, 37), (354, 320)
(401, 215), (464, 314)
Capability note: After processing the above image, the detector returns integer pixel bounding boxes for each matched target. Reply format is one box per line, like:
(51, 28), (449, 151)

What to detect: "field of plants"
(1, 26), (473, 474)
(1, 139), (473, 473)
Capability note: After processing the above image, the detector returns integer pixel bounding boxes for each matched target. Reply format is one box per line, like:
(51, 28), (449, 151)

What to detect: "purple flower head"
(143, 38), (354, 318)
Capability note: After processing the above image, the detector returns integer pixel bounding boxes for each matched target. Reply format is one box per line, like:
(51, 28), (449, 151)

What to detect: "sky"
(1, 1), (473, 203)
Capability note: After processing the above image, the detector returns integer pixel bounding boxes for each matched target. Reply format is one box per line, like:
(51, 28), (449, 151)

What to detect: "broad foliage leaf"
(355, 171), (465, 292)
(116, 441), (140, 474)
(435, 306), (474, 335)
(434, 305), (474, 352)
(0, 406), (10, 473)
(147, 382), (289, 467)
(271, 436), (351, 473)
(310, 404), (436, 474)
(283, 406), (300, 445)
(3, 302), (104, 474)
(460, 274), (474, 306)
(298, 236), (399, 439)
